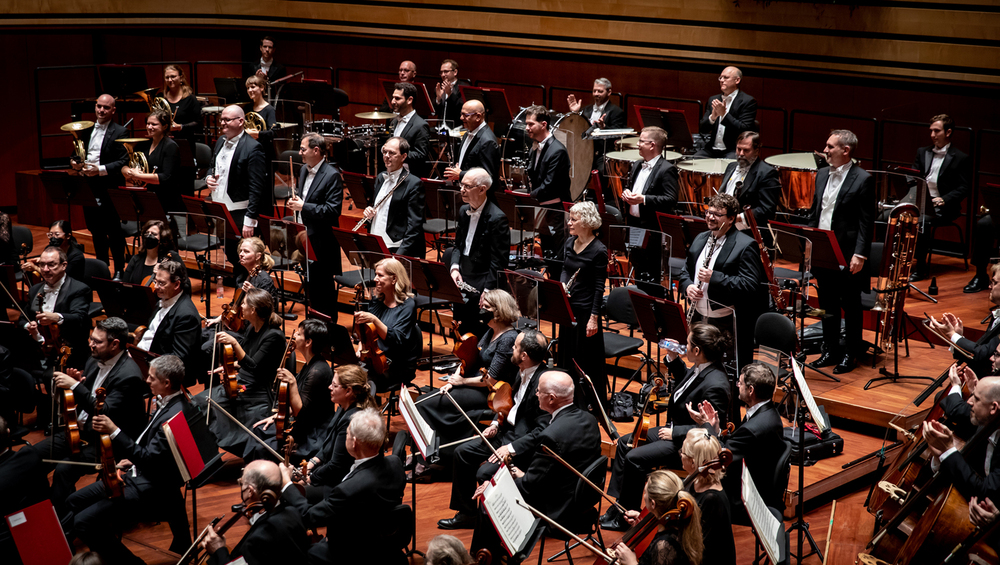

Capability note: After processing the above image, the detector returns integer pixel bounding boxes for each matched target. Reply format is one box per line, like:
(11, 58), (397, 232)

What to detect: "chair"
(754, 312), (797, 359)
(192, 142), (213, 197)
(750, 506), (791, 565)
(381, 504), (415, 565)
(604, 286), (654, 392)
(732, 438), (792, 528)
(391, 430), (422, 559)
(535, 455), (609, 565)
(184, 452), (226, 536)
(82, 258), (111, 318)
(11, 225), (32, 284)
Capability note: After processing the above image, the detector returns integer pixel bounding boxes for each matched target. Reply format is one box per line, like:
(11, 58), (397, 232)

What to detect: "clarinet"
(563, 268), (581, 296)
(686, 236), (719, 325)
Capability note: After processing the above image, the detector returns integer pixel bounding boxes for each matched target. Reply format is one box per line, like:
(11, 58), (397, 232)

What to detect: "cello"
(93, 388), (125, 498)
(219, 266), (260, 332)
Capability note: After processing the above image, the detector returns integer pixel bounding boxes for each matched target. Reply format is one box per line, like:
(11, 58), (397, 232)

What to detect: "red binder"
(163, 410), (205, 482)
(5, 500), (72, 565)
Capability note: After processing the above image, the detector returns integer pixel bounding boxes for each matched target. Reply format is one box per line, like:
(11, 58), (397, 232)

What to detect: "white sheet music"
(483, 466), (536, 556)
(628, 227), (647, 248)
(741, 461), (782, 564)
(791, 358), (829, 432)
(398, 389), (436, 458)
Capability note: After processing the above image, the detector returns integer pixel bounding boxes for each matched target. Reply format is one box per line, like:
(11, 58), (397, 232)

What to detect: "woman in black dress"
(245, 75), (278, 166)
(161, 65), (201, 148)
(560, 200), (608, 402)
(612, 470), (704, 565)
(121, 219), (181, 286)
(681, 429), (736, 565)
(417, 288), (520, 458)
(121, 110), (183, 215)
(353, 257), (421, 391)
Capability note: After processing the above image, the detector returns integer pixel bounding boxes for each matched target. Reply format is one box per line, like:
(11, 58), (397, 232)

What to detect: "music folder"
(482, 465), (538, 557)
(163, 410), (205, 482)
(741, 461), (783, 564)
(398, 387), (439, 459)
(5, 500), (73, 565)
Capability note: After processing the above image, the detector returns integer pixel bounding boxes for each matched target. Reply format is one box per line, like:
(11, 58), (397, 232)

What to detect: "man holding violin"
(135, 260), (202, 385)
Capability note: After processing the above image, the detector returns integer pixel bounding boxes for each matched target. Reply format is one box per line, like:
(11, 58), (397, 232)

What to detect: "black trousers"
(83, 200), (126, 273)
(449, 427), (531, 515)
(973, 215), (998, 274)
(814, 266), (865, 357)
(33, 432), (100, 512)
(607, 428), (681, 510)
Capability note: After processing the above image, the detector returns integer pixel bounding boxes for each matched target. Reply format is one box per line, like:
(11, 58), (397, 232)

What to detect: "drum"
(764, 152), (819, 214)
(604, 150), (639, 210)
(552, 112), (594, 201)
(308, 119), (346, 141)
(201, 105), (224, 116)
(676, 158), (735, 214)
(501, 107), (531, 191)
(617, 136), (641, 150)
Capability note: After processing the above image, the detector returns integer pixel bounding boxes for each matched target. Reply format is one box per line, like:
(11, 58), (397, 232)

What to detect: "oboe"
(686, 236), (719, 325)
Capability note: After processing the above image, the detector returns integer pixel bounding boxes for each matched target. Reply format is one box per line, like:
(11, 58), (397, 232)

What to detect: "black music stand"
(213, 78), (251, 105)
(259, 216), (309, 325)
(633, 105), (693, 152)
(410, 258), (467, 373)
(97, 65), (147, 99)
(280, 82), (349, 117)
(41, 171), (97, 221)
(331, 227), (390, 256)
(424, 181), (460, 256)
(459, 86), (513, 132)
(502, 269), (575, 346)
(626, 291), (688, 395)
(307, 308), (362, 367)
(89, 278), (157, 327)
(379, 79), (434, 119)
(181, 197), (238, 315)
(127, 345), (159, 380)
(343, 172), (375, 210)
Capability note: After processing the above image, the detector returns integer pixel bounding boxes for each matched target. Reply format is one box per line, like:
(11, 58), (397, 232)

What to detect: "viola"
(220, 266), (261, 332)
(481, 369), (514, 426)
(220, 344), (241, 399)
(628, 375), (666, 449)
(93, 387), (124, 499)
(272, 338), (296, 444)
(36, 291), (63, 355)
(57, 345), (83, 455)
(451, 320), (479, 372)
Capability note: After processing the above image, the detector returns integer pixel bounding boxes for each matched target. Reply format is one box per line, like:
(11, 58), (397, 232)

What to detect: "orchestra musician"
(0, 345), (35, 428)
(66, 355), (210, 562)
(388, 82), (431, 178)
(417, 289), (520, 460)
(560, 201), (609, 405)
(448, 167), (509, 334)
(19, 245), (93, 370)
(438, 329), (550, 530)
(443, 100), (501, 192)
(69, 93), (128, 277)
(306, 364), (379, 489)
(434, 59), (471, 129)
(134, 260), (201, 385)
(929, 263), (1000, 381)
(160, 65), (202, 149)
(609, 470), (705, 565)
(199, 460), (310, 565)
(621, 126), (679, 282)
(718, 131), (782, 229)
(679, 193), (767, 372)
(909, 114), (972, 283)
(695, 66), (757, 159)
(567, 77), (627, 181)
(525, 104), (572, 278)
(121, 220), (181, 286)
(426, 535), (476, 565)
(807, 129), (876, 375)
(601, 324), (731, 531)
(248, 36), (288, 87)
(33, 317), (146, 511)
(680, 430), (736, 565)
(120, 109), (184, 215)
(22, 220), (85, 282)
(280, 407), (406, 564)
(206, 104), (267, 275)
(354, 257), (422, 390)
(245, 319), (335, 462)
(469, 371), (602, 555)
(362, 136), (426, 259)
(398, 60), (417, 83)
(245, 74), (278, 165)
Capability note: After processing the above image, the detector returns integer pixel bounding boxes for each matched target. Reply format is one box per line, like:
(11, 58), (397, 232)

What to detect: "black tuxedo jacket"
(506, 363), (552, 455)
(448, 201), (509, 291)
(74, 121), (129, 192)
(955, 319), (1000, 380)
(457, 125), (501, 189)
(297, 160), (344, 270)
(941, 429), (1000, 503)
(368, 170), (426, 258)
(705, 401), (785, 508)
(665, 358), (731, 437)
(699, 91), (757, 151)
(914, 144), (972, 222)
(625, 157), (679, 229)
(115, 394), (189, 489)
(528, 137), (571, 205)
(580, 103), (627, 130)
(390, 113), (431, 177)
(678, 226), (766, 315)
(207, 133), (267, 220)
(720, 158), (782, 224)
(807, 164), (876, 280)
(74, 352), (147, 439)
(247, 60), (288, 85)
(209, 502), (309, 565)
(310, 404), (360, 488)
(147, 293), (202, 383)
(941, 389), (980, 441)
(20, 277), (93, 364)
(433, 79), (472, 127)
(517, 405), (601, 530)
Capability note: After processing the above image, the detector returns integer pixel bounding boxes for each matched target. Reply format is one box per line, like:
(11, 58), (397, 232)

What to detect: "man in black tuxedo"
(206, 105), (267, 280)
(567, 77), (627, 180)
(67, 355), (212, 563)
(439, 330), (551, 530)
(281, 407), (405, 564)
(19, 246), (93, 370)
(201, 460), (310, 565)
(444, 99), (501, 192)
(433, 59), (472, 129)
(34, 317), (146, 510)
(247, 36), (288, 87)
(808, 130), (876, 374)
(525, 104), (572, 277)
(621, 126), (679, 281)
(719, 131), (782, 228)
(601, 324), (732, 529)
(135, 261), (202, 385)
(388, 82), (431, 178)
(680, 193), (767, 372)
(470, 370), (602, 554)
(70, 94), (129, 275)
(286, 132), (344, 314)
(362, 136), (426, 258)
(909, 114), (973, 282)
(448, 168), (509, 334)
(696, 66), (758, 159)
(929, 264), (1000, 379)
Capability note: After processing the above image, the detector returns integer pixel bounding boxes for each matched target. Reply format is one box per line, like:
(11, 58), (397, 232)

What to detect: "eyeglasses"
(705, 210), (725, 218)
(459, 182), (480, 191)
(460, 112), (480, 118)
(37, 261), (62, 269)
(637, 140), (656, 146)
(219, 117), (242, 124)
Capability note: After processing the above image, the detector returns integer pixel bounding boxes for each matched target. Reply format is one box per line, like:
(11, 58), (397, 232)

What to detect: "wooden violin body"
(56, 345), (82, 455)
(93, 387), (124, 499)
(595, 497), (695, 564)
(220, 344), (241, 399)
(220, 266), (260, 332)
(629, 375), (665, 449)
(36, 291), (63, 355)
(272, 338), (296, 444)
(452, 320), (480, 372)
(356, 321), (390, 375)
(481, 370), (514, 425)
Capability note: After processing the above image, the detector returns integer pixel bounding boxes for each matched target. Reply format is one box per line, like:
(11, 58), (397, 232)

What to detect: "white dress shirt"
(629, 156), (660, 217)
(75, 350), (125, 425)
(588, 102), (608, 125)
(817, 162), (852, 232)
(86, 122), (110, 176)
(694, 234), (732, 318)
(296, 158), (325, 223)
(504, 363), (539, 429)
(712, 90), (738, 151)
(926, 144), (950, 198)
(137, 291), (182, 352)
(743, 399), (769, 422)
(212, 132), (254, 228)
(259, 58), (271, 75)
(393, 110), (415, 138)
(533, 133), (553, 169)
(130, 390), (183, 445)
(370, 168), (402, 248)
(672, 361), (713, 400)
(458, 122), (486, 168)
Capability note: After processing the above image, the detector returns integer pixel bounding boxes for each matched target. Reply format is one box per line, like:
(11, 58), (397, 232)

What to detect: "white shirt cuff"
(951, 333), (963, 344)
(450, 265), (460, 273)
(949, 384), (963, 396)
(940, 447), (958, 462)
(506, 443), (515, 456)
(70, 381), (80, 391)
(110, 428), (121, 440)
(244, 217), (258, 228)
(99, 165), (107, 176)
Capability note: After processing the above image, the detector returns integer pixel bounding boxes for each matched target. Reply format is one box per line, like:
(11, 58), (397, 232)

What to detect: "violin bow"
(442, 390), (509, 467)
(0, 279), (31, 320)
(206, 398), (284, 462)
(516, 500), (617, 562)
(206, 322), (221, 424)
(541, 444), (626, 515)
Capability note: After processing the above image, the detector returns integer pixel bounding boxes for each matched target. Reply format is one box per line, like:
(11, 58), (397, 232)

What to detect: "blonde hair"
(683, 429), (725, 484)
(376, 257), (413, 303)
(646, 470), (704, 565)
(245, 74), (269, 90)
(240, 237), (275, 270)
(481, 289), (521, 326)
(163, 65), (193, 98)
(335, 364), (377, 410)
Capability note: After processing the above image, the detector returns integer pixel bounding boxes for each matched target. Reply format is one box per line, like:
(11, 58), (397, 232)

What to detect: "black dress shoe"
(438, 512), (477, 530)
(599, 506), (621, 526)
(600, 513), (629, 532)
(833, 354), (857, 374)
(909, 270), (928, 283)
(965, 275), (990, 294)
(813, 351), (840, 367)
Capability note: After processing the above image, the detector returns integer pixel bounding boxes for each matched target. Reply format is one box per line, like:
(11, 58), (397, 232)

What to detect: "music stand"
(180, 196), (236, 315)
(501, 269), (575, 344)
(127, 345), (159, 380)
(88, 277), (158, 327)
(307, 308), (362, 367)
(41, 171), (97, 221)
(633, 105), (693, 153)
(379, 79), (434, 119)
(342, 172), (375, 210)
(260, 216), (310, 326)
(97, 65), (147, 99)
(459, 86), (513, 132)
(280, 82), (349, 117)
(626, 291), (688, 393)
(213, 78), (251, 106)
(410, 258), (467, 373)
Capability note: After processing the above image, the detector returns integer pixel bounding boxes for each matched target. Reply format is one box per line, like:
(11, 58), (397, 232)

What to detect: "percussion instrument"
(200, 105), (224, 116)
(500, 107), (531, 190)
(61, 121), (94, 163)
(764, 152), (820, 214)
(676, 158), (735, 214)
(552, 112), (594, 202)
(354, 111), (396, 120)
(617, 136), (641, 150)
(308, 119), (346, 140)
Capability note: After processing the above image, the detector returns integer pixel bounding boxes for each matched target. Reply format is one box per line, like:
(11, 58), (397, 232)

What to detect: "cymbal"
(60, 121), (94, 132)
(354, 111), (395, 120)
(116, 138), (149, 144)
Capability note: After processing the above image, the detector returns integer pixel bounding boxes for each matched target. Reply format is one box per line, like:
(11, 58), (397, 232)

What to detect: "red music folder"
(5, 500), (72, 565)
(163, 410), (204, 482)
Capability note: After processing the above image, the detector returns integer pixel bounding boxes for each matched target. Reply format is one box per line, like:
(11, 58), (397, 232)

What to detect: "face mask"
(144, 234), (160, 249)
(478, 308), (494, 324)
(49, 236), (64, 247)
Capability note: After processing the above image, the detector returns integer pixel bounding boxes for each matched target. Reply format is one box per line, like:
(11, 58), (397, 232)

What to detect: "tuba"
(872, 203), (920, 354)
(245, 111), (267, 134)
(116, 138), (149, 187)
(61, 120), (94, 163)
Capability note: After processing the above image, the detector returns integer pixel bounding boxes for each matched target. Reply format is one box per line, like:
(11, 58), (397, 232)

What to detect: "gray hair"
(831, 129), (859, 155)
(570, 201), (602, 230)
(302, 132), (328, 152)
(149, 355), (185, 391)
(426, 534), (475, 565)
(594, 78), (612, 90)
(348, 407), (386, 449)
(464, 167), (492, 189)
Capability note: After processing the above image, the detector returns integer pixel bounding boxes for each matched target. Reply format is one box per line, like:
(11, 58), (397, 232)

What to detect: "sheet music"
(741, 462), (782, 564)
(628, 227), (647, 248)
(398, 388), (436, 458)
(791, 358), (829, 432)
(483, 466), (536, 556)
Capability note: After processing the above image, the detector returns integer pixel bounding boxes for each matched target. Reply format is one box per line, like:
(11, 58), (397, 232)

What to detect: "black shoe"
(600, 513), (629, 532)
(438, 512), (477, 530)
(909, 269), (928, 283)
(813, 351), (840, 367)
(965, 275), (990, 293)
(833, 354), (857, 374)
(599, 506), (621, 527)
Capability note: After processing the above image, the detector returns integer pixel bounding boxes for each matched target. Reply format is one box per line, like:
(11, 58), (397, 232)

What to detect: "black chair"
(82, 258), (110, 318)
(11, 225), (33, 284)
(750, 506), (791, 565)
(192, 142), (213, 197)
(925, 219), (968, 271)
(535, 455), (609, 565)
(754, 312), (797, 359)
(390, 430), (423, 559)
(382, 504), (415, 565)
(732, 438), (792, 530)
(604, 286), (653, 392)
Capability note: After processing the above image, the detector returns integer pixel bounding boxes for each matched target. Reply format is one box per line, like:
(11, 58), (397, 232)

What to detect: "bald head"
(243, 460), (282, 496)
(94, 94), (116, 124)
(220, 105), (246, 138)
(538, 370), (575, 413)
(719, 66), (743, 96)
(460, 100), (485, 130)
(980, 377), (1000, 402)
(398, 60), (417, 82)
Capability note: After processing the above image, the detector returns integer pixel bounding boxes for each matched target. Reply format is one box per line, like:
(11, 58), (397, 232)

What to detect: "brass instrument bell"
(244, 111), (267, 134)
(60, 120), (94, 163)
(116, 138), (149, 187)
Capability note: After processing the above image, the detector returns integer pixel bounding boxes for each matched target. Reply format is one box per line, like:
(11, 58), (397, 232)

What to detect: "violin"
(597, 495), (695, 564)
(93, 388), (124, 499)
(628, 375), (666, 449)
(481, 368), (514, 426)
(451, 320), (479, 372)
(352, 284), (390, 375)
(220, 266), (261, 332)
(36, 290), (62, 356)
(273, 338), (296, 444)
(282, 434), (308, 489)
(220, 344), (241, 399)
(56, 345), (83, 455)
(183, 500), (269, 565)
